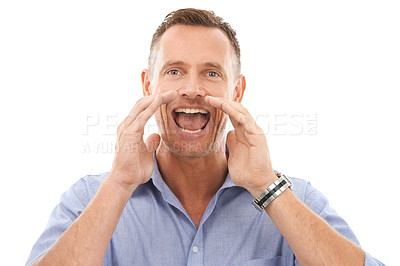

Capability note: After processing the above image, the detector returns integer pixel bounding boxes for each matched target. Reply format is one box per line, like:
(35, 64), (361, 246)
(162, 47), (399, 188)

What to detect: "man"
(27, 8), (383, 265)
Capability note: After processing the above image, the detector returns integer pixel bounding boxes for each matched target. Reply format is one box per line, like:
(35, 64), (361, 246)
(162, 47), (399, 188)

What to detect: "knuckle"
(138, 115), (148, 129)
(152, 95), (162, 106)
(130, 119), (144, 133)
(135, 96), (147, 106)
(133, 96), (151, 111)
(117, 122), (125, 131)
(239, 114), (246, 124)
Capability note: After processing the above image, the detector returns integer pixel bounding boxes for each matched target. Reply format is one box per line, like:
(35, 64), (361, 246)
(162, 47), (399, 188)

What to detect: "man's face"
(146, 25), (242, 158)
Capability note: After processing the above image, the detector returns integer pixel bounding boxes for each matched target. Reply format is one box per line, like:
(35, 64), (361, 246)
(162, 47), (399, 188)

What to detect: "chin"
(161, 138), (217, 159)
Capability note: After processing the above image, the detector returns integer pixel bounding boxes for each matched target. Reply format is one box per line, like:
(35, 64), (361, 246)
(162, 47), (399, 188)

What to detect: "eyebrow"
(203, 62), (226, 75)
(160, 61), (188, 74)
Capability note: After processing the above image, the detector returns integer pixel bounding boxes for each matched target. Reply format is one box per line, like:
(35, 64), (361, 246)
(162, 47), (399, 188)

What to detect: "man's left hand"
(205, 96), (277, 197)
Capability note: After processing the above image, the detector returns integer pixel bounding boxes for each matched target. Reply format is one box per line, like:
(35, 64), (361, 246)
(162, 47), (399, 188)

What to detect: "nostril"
(177, 86), (206, 98)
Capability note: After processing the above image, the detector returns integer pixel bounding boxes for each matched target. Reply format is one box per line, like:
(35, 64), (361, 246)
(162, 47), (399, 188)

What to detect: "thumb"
(145, 133), (161, 153)
(226, 130), (236, 155)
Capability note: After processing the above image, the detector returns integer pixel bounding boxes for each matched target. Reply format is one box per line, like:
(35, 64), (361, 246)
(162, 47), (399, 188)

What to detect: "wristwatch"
(252, 172), (293, 212)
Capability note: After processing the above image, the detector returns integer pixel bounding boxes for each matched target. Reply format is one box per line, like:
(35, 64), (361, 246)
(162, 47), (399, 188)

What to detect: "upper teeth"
(175, 108), (208, 114)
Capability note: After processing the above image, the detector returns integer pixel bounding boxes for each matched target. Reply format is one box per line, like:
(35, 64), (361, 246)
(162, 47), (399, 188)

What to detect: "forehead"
(157, 25), (233, 68)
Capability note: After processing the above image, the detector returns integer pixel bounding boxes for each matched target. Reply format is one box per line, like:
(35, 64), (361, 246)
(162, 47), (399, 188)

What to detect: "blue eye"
(168, 69), (180, 75)
(207, 71), (219, 77)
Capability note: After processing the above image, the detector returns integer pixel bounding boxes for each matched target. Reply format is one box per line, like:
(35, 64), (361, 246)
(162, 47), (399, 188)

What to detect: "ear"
(233, 74), (246, 103)
(141, 69), (152, 96)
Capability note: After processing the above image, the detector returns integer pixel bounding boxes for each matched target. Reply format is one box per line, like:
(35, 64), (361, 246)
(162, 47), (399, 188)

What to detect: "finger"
(138, 90), (177, 124)
(206, 96), (261, 135)
(117, 95), (157, 141)
(205, 96), (247, 127)
(145, 133), (161, 153)
(226, 130), (236, 155)
(130, 90), (178, 133)
(122, 95), (157, 129)
(207, 95), (249, 114)
(122, 90), (178, 130)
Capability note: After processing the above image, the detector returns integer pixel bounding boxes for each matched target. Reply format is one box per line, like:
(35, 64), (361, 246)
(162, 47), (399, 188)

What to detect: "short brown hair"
(148, 8), (241, 78)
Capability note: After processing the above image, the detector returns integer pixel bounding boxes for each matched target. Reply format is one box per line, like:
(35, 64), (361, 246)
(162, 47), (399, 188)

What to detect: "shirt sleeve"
(303, 182), (385, 266)
(25, 178), (90, 265)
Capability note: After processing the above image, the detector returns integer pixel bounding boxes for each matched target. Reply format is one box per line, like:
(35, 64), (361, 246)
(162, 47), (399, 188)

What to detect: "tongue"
(175, 113), (207, 131)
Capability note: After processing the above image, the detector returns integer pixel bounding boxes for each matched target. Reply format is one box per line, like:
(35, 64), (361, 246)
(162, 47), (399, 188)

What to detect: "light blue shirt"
(27, 157), (383, 265)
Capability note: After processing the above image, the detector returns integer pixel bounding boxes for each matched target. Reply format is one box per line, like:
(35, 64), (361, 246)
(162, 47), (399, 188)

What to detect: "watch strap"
(252, 172), (292, 212)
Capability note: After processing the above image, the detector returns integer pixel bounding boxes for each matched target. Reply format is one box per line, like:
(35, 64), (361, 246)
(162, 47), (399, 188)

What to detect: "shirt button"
(192, 246), (199, 253)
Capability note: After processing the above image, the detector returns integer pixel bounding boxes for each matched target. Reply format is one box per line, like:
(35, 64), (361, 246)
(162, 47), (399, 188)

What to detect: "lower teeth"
(181, 128), (202, 133)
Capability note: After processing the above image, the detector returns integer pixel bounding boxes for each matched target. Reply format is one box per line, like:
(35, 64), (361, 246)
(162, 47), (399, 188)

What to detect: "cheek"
(154, 78), (185, 94)
(205, 83), (232, 98)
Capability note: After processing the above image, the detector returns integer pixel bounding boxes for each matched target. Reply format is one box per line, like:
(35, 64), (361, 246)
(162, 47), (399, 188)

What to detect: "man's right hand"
(108, 90), (177, 193)
(31, 91), (178, 266)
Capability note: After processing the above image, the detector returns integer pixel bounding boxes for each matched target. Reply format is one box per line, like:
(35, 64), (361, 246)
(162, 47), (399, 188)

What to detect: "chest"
(104, 188), (295, 265)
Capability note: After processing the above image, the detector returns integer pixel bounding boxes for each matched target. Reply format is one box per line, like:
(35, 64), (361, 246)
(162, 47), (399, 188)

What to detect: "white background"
(1, 0), (398, 265)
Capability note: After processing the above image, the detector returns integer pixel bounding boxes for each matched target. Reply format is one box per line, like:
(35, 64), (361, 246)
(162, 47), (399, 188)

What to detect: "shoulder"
(65, 172), (109, 204)
(78, 172), (109, 192)
(286, 175), (330, 214)
(288, 176), (314, 201)
(67, 172), (156, 203)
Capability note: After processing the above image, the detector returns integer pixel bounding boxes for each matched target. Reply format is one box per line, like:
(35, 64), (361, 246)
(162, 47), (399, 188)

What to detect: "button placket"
(187, 226), (204, 265)
(192, 245), (199, 253)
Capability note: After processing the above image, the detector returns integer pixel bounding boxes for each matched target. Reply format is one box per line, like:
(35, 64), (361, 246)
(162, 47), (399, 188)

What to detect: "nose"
(177, 75), (206, 99)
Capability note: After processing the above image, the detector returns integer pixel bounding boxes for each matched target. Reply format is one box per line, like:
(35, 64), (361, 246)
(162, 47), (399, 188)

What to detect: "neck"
(155, 141), (228, 205)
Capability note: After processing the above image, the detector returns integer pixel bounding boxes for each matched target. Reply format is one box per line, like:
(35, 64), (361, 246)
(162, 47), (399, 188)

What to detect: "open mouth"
(172, 108), (211, 134)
